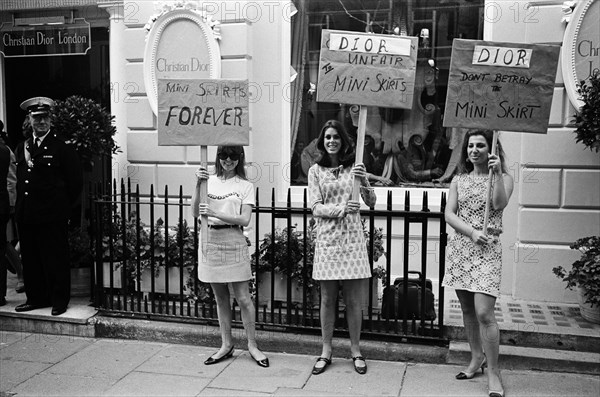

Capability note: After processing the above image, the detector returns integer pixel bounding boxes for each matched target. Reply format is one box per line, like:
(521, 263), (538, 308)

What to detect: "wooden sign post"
(444, 39), (560, 234)
(157, 78), (250, 260)
(316, 30), (419, 199)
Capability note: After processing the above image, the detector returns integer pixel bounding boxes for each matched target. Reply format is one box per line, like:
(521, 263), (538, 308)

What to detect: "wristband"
(470, 228), (476, 239)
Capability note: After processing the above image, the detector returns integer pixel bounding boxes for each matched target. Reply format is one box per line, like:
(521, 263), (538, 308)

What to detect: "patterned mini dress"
(308, 164), (377, 280)
(442, 173), (504, 297)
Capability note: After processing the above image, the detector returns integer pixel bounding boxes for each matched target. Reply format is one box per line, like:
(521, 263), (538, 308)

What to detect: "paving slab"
(9, 373), (115, 396)
(198, 387), (272, 396)
(135, 344), (226, 378)
(0, 330), (32, 348)
(273, 387), (351, 396)
(501, 370), (600, 396)
(303, 357), (406, 396)
(401, 363), (489, 396)
(105, 371), (211, 396)
(46, 339), (165, 380)
(0, 332), (94, 363)
(0, 359), (51, 392)
(209, 352), (314, 393)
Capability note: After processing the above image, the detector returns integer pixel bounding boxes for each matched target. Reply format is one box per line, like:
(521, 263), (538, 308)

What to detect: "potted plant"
(553, 236), (600, 323)
(52, 95), (120, 169)
(141, 218), (203, 300)
(251, 218), (387, 308)
(572, 72), (600, 152)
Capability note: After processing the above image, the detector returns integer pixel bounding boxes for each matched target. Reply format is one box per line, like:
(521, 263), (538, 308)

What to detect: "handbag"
(381, 271), (436, 321)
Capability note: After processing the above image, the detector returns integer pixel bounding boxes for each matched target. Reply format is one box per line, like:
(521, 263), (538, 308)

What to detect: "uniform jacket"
(15, 132), (83, 224)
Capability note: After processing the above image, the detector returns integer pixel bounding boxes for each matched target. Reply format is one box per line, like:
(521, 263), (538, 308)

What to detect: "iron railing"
(91, 180), (448, 345)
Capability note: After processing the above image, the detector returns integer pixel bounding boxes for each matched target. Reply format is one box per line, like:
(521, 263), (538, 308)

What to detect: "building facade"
(0, 0), (598, 304)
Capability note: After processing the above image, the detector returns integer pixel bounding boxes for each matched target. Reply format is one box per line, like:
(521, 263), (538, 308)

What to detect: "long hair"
(214, 145), (247, 179)
(457, 129), (507, 174)
(315, 119), (355, 168)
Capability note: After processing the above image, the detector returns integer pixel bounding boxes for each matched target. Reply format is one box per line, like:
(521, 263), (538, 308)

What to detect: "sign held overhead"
(317, 29), (418, 109)
(158, 78), (249, 146)
(443, 39), (560, 134)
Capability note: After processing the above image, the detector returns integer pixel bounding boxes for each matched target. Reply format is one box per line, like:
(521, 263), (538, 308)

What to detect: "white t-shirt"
(206, 175), (254, 225)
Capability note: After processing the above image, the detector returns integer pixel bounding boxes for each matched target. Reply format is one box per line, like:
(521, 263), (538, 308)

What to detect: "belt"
(208, 224), (240, 230)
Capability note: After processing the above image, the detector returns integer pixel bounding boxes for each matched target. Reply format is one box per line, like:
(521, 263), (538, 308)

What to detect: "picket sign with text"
(157, 77), (250, 260)
(317, 29), (419, 198)
(443, 39), (560, 233)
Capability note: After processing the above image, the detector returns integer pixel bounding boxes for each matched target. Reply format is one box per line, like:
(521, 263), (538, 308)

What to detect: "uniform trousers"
(18, 221), (70, 308)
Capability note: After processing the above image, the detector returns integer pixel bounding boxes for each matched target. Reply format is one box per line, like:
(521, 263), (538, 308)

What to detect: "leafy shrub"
(573, 73), (600, 152)
(553, 236), (600, 307)
(52, 95), (120, 166)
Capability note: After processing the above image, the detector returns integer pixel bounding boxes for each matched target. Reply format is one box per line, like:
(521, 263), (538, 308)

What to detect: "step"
(448, 341), (600, 376)
(0, 297), (97, 338)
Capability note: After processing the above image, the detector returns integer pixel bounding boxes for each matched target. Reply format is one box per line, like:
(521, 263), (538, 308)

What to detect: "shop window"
(290, 0), (484, 187)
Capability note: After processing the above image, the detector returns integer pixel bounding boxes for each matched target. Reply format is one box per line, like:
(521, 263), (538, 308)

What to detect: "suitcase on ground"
(381, 271), (436, 321)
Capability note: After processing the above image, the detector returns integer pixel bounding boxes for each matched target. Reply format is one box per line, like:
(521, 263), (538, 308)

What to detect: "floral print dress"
(308, 164), (377, 280)
(442, 174), (504, 297)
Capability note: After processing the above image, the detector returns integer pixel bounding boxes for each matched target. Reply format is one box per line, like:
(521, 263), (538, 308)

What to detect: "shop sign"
(443, 39), (560, 134)
(0, 19), (90, 57)
(562, 0), (599, 109)
(316, 29), (418, 109)
(157, 78), (249, 146)
(144, 9), (221, 116)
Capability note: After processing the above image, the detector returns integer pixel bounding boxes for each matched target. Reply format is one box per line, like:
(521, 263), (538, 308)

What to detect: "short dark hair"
(315, 119), (355, 168)
(214, 145), (247, 179)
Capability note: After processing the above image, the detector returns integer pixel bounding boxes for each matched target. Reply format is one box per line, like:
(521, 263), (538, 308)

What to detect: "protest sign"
(316, 29), (418, 109)
(157, 78), (249, 146)
(443, 39), (560, 133)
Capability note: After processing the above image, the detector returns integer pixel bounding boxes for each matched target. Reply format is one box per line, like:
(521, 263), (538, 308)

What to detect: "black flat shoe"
(14, 303), (49, 312)
(249, 352), (269, 368)
(204, 345), (234, 365)
(352, 356), (367, 375)
(312, 356), (332, 375)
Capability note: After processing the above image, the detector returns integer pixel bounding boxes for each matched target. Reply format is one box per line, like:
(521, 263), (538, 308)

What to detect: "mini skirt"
(198, 227), (252, 283)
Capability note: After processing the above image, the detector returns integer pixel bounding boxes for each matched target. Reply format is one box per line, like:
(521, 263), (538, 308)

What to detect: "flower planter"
(578, 286), (600, 324)
(256, 271), (318, 307)
(141, 266), (190, 295)
(101, 261), (124, 289)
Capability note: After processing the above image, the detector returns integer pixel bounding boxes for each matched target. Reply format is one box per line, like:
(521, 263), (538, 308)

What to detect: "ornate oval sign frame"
(143, 9), (221, 115)
(561, 0), (599, 110)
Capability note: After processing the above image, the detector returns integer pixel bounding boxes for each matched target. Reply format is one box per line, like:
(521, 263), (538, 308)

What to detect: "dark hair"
(457, 129), (507, 174)
(315, 119), (355, 168)
(214, 145), (247, 179)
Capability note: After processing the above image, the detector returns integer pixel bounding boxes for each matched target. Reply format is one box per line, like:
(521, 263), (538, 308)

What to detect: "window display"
(290, 0), (485, 187)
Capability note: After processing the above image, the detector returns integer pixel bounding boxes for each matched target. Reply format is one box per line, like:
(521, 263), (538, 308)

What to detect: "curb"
(448, 341), (600, 376)
(92, 315), (449, 364)
(2, 311), (598, 375)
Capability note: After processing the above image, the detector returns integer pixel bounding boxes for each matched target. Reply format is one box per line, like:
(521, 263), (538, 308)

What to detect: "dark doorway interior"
(3, 26), (111, 230)
(3, 26), (110, 150)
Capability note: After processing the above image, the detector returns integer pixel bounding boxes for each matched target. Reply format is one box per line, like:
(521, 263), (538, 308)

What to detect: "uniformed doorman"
(14, 97), (83, 316)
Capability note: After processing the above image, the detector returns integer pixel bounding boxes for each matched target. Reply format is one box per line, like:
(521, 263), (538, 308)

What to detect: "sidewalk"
(1, 330), (599, 397)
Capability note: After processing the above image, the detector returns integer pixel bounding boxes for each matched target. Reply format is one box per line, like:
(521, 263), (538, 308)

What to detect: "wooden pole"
(353, 106), (368, 200)
(483, 131), (498, 235)
(199, 146), (208, 258)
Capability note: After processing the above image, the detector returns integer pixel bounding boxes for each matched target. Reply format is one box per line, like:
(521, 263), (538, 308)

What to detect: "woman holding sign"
(442, 130), (513, 397)
(308, 120), (377, 376)
(192, 145), (269, 368)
